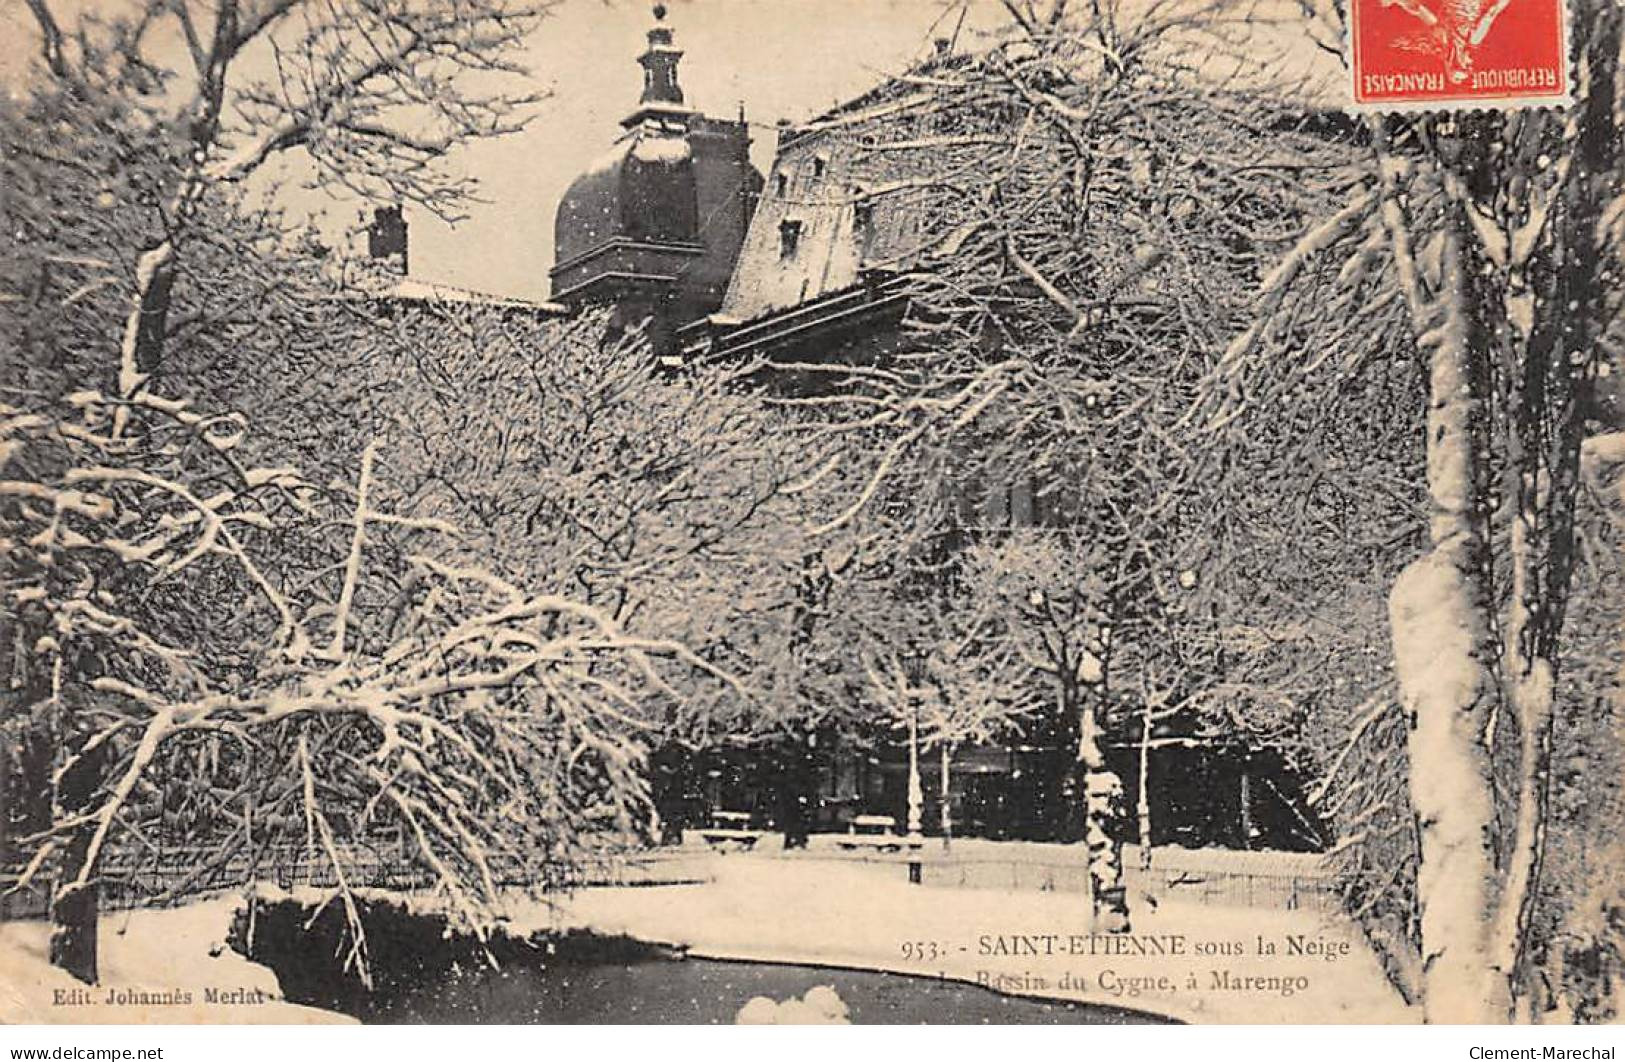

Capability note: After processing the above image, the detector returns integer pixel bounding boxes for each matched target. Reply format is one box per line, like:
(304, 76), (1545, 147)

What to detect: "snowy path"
(0, 897), (353, 1025)
(1, 846), (1415, 1025)
(533, 851), (1418, 1024)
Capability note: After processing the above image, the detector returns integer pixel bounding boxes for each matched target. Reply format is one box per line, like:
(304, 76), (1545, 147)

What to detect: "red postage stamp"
(1350, 0), (1571, 109)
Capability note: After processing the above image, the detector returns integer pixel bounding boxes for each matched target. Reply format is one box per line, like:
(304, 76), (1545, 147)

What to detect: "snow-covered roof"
(346, 276), (566, 314)
(630, 134), (693, 165)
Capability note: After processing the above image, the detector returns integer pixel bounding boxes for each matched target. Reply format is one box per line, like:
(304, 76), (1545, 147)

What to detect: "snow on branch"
(2, 379), (746, 955)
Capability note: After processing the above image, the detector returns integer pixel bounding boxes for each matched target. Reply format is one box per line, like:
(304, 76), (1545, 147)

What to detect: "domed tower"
(550, 4), (762, 356)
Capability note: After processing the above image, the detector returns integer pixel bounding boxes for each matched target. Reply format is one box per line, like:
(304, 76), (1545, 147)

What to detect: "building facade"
(551, 9), (1326, 854)
(550, 5), (762, 357)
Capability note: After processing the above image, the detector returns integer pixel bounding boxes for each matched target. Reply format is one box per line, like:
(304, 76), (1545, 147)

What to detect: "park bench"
(836, 814), (921, 853)
(697, 810), (764, 852)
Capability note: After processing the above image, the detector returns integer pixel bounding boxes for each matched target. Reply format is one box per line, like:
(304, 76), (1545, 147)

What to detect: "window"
(812, 154), (827, 179)
(981, 480), (1008, 528)
(775, 172), (788, 197)
(973, 474), (1042, 530)
(1010, 476), (1035, 526)
(853, 200), (873, 233)
(779, 219), (803, 259)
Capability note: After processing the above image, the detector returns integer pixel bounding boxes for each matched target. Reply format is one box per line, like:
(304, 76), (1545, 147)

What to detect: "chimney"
(367, 206), (408, 275)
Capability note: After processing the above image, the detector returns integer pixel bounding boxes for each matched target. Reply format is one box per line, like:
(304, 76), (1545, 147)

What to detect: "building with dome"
(547, 7), (1330, 856)
(549, 4), (762, 356)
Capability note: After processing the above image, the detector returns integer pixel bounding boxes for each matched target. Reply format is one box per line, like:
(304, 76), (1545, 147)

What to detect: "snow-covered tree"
(2, 380), (745, 984)
(275, 297), (827, 773)
(962, 531), (1130, 926)
(12, 0), (542, 396)
(0, 0), (711, 987)
(1212, 0), (1625, 1023)
(851, 558), (1037, 847)
(764, 0), (1370, 928)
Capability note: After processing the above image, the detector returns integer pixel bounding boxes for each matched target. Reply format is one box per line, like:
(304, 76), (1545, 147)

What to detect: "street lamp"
(901, 645), (927, 884)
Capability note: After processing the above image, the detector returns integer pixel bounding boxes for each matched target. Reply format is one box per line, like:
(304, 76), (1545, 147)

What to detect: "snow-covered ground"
(529, 849), (1417, 1024)
(0, 897), (353, 1025)
(2, 842), (1414, 1025)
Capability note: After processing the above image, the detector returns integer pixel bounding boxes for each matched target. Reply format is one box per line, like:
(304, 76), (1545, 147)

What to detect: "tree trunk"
(49, 831), (99, 984)
(1493, 414), (1561, 1015)
(1079, 681), (1129, 932)
(1238, 763), (1254, 850)
(49, 736), (106, 985)
(780, 730), (815, 850)
(1387, 218), (1505, 1023)
(940, 742), (953, 850)
(1493, 11), (1622, 1011)
(1052, 690), (1086, 842)
(110, 239), (178, 441)
(905, 707), (923, 837)
(1137, 698), (1153, 870)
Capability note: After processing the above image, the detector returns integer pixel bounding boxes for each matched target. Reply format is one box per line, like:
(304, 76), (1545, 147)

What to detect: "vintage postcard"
(1, 0), (1622, 1032)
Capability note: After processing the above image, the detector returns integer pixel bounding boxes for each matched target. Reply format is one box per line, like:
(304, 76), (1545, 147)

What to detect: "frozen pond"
(239, 893), (1168, 1024)
(338, 953), (1171, 1025)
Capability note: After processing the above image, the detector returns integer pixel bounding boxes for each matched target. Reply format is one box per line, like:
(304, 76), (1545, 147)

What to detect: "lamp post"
(902, 646), (927, 884)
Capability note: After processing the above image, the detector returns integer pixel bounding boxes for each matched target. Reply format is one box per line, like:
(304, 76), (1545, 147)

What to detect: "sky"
(0, 0), (1008, 301)
(406, 0), (1009, 302)
(2, 0), (1337, 303)
(445, 0), (1335, 302)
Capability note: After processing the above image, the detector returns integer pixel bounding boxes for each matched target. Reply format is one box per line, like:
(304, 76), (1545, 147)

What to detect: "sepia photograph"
(0, 0), (1622, 1033)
